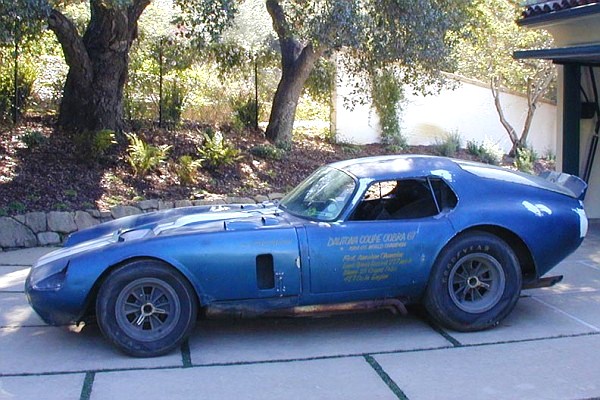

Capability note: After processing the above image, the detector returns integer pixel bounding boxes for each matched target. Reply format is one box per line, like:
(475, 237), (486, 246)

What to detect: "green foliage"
(340, 143), (361, 155)
(197, 128), (240, 169)
(370, 69), (407, 149)
(0, 58), (36, 122)
(73, 129), (117, 162)
(305, 58), (335, 104)
(63, 189), (77, 198)
(125, 132), (171, 177)
(434, 131), (462, 157)
(19, 129), (46, 148)
(162, 81), (186, 126)
(514, 146), (538, 174)
(175, 155), (203, 184)
(250, 144), (285, 160)
(466, 139), (504, 165)
(231, 95), (259, 130)
(92, 129), (117, 156)
(453, 0), (554, 97)
(175, 0), (238, 47)
(8, 201), (26, 214)
(0, 0), (49, 44)
(53, 202), (69, 211)
(543, 149), (556, 162)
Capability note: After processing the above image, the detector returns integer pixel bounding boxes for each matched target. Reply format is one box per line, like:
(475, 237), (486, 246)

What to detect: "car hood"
(65, 204), (288, 247)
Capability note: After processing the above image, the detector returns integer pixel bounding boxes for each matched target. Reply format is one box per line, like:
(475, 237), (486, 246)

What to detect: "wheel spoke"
(135, 313), (146, 326)
(472, 261), (483, 276)
(154, 295), (169, 309)
(460, 286), (470, 301)
(149, 286), (162, 303)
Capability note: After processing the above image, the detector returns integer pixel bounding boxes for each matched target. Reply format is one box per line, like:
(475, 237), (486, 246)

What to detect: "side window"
(350, 178), (457, 221)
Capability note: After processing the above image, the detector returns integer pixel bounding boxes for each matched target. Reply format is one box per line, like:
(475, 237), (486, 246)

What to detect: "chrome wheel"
(448, 253), (506, 314)
(115, 277), (181, 342)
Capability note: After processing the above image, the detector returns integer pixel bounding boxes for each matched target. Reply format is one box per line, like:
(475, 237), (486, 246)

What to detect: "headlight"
(29, 260), (69, 291)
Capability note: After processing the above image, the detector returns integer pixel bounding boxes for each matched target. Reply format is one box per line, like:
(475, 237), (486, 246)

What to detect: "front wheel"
(96, 260), (198, 357)
(424, 232), (522, 332)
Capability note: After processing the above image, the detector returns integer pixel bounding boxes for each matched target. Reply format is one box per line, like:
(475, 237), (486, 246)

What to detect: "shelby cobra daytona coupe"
(26, 155), (588, 357)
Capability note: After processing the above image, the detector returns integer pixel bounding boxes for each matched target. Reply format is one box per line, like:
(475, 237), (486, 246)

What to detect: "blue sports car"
(25, 155), (588, 357)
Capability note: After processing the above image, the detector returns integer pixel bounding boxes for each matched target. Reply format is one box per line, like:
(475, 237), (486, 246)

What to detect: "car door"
(304, 177), (457, 295)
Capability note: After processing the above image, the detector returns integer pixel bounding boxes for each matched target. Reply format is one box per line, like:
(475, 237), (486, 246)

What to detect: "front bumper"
(25, 275), (88, 326)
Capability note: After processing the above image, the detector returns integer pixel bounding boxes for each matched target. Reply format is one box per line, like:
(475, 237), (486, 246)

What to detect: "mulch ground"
(0, 116), (551, 216)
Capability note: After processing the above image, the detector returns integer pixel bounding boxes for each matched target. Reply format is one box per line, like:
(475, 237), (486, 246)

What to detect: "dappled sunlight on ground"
(0, 268), (29, 290)
(4, 304), (35, 327)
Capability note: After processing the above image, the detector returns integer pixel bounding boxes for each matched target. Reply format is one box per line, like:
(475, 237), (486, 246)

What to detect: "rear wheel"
(96, 260), (198, 357)
(424, 232), (522, 331)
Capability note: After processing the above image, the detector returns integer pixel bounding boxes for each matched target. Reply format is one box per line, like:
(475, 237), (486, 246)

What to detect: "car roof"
(328, 155), (579, 199)
(329, 155), (462, 181)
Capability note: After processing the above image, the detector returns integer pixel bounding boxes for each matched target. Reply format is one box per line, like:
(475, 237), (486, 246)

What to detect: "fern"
(125, 133), (171, 177)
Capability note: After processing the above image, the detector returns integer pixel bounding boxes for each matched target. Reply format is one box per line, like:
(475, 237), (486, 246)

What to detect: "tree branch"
(491, 77), (520, 148)
(128, 0), (152, 41)
(47, 8), (93, 84)
(521, 69), (554, 146)
(266, 0), (289, 41)
(266, 0), (301, 72)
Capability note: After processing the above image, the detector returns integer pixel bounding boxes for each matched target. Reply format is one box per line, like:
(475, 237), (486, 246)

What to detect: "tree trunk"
(265, 57), (318, 146)
(48, 1), (149, 133)
(265, 0), (323, 147)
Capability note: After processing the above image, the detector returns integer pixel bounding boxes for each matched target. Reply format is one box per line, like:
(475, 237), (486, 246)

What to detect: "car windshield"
(279, 166), (356, 221)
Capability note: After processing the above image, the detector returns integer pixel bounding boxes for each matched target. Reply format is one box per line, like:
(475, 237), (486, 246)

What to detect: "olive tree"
(262, 0), (473, 146)
(0, 0), (235, 133)
(453, 0), (555, 154)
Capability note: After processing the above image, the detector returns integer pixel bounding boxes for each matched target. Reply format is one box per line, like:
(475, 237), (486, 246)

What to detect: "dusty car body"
(25, 155), (588, 357)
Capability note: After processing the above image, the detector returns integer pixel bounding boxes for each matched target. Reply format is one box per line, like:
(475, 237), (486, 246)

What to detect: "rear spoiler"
(539, 171), (588, 201)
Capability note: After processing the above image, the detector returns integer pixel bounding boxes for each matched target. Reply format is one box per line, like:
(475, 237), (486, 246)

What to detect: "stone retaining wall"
(0, 194), (285, 251)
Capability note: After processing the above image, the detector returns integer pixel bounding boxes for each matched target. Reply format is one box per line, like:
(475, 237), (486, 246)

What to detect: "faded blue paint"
(25, 155), (588, 326)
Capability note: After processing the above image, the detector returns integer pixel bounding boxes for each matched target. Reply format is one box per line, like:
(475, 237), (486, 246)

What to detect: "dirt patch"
(0, 117), (553, 216)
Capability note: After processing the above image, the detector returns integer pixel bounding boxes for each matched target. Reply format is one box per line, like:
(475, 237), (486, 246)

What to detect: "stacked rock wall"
(0, 194), (283, 251)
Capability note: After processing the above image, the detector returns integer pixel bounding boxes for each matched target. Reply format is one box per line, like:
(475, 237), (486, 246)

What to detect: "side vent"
(256, 254), (275, 290)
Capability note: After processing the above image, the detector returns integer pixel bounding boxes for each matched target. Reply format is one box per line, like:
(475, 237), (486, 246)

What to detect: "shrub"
(0, 63), (36, 123)
(8, 201), (26, 214)
(162, 81), (186, 126)
(197, 129), (240, 169)
(73, 129), (117, 162)
(92, 129), (117, 156)
(125, 132), (171, 177)
(434, 131), (462, 157)
(232, 95), (259, 130)
(466, 139), (503, 165)
(514, 146), (537, 174)
(371, 69), (407, 149)
(176, 155), (203, 184)
(250, 144), (285, 160)
(19, 130), (47, 149)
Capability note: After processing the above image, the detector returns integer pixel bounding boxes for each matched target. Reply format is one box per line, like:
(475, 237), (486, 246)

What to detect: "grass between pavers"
(2, 330), (600, 400)
(364, 355), (409, 400)
(79, 372), (95, 400)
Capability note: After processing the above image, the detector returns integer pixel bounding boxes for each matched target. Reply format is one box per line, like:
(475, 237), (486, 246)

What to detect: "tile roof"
(522, 0), (600, 19)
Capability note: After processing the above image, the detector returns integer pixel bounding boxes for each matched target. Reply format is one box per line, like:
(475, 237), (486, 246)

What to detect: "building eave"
(518, 2), (600, 28)
(514, 44), (600, 66)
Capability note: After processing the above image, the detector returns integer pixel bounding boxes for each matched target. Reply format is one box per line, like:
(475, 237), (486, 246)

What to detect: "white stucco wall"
(335, 76), (557, 156)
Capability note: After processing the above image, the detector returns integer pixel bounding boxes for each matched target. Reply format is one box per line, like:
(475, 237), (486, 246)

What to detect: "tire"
(424, 231), (522, 332)
(96, 260), (198, 357)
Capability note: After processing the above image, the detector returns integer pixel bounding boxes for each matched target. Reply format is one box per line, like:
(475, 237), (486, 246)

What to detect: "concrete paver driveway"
(1, 222), (599, 400)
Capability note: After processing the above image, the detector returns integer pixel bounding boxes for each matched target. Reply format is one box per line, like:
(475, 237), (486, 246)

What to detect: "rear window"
(457, 161), (574, 197)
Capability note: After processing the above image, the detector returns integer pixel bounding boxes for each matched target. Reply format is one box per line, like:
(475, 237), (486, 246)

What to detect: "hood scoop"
(224, 216), (281, 231)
